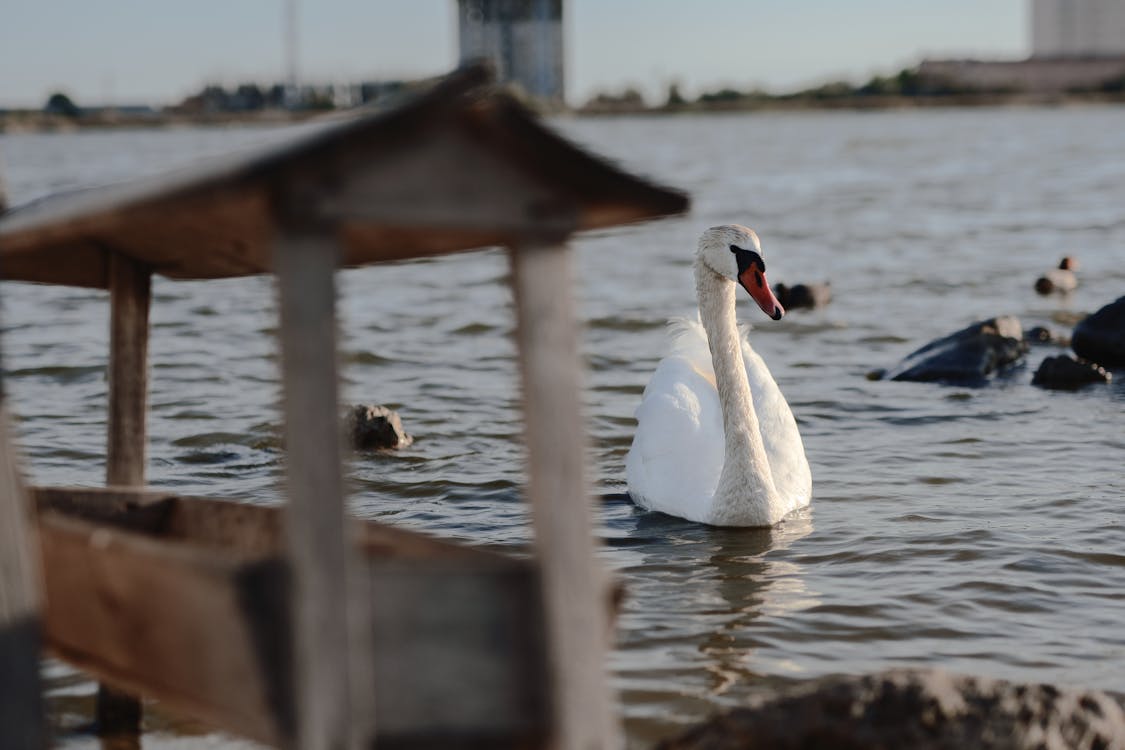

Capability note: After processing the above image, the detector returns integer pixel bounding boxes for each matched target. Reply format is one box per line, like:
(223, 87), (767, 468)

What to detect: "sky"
(0, 1), (1028, 108)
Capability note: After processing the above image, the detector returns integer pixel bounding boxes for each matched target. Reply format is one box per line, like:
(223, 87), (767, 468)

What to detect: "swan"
(625, 225), (812, 526)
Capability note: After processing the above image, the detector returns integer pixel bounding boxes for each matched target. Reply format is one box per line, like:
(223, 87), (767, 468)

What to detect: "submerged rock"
(880, 316), (1027, 386)
(773, 281), (832, 310)
(1033, 355), (1111, 390)
(1072, 296), (1125, 369)
(1026, 325), (1070, 347)
(345, 404), (413, 450)
(658, 669), (1125, 750)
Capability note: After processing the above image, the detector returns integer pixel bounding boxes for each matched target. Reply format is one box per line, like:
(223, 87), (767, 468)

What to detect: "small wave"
(177, 449), (243, 465)
(449, 322), (499, 336)
(343, 350), (398, 366)
(6, 364), (104, 383)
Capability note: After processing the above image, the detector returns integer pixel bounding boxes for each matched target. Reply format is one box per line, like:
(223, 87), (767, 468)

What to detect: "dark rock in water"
(346, 404), (413, 450)
(1072, 296), (1125, 369)
(1033, 355), (1111, 390)
(881, 316), (1027, 386)
(1035, 256), (1079, 295)
(658, 669), (1125, 750)
(773, 281), (832, 310)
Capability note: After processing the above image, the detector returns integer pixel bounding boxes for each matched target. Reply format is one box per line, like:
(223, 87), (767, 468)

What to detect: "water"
(2, 106), (1124, 748)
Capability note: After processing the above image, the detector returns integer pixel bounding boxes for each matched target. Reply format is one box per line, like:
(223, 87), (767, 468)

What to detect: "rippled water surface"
(3, 106), (1124, 747)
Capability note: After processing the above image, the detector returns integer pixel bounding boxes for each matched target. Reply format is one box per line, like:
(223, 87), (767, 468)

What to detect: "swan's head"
(697, 224), (785, 320)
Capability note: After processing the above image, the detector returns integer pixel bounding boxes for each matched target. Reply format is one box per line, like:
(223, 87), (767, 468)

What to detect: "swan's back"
(626, 318), (811, 524)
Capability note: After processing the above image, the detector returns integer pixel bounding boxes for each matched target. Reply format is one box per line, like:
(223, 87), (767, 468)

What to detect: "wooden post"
(0, 401), (46, 750)
(0, 153), (8, 213)
(274, 228), (369, 750)
(509, 242), (620, 750)
(99, 252), (151, 736)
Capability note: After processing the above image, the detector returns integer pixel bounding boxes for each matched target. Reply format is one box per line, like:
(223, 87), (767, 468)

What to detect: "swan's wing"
(740, 336), (812, 514)
(626, 345), (725, 524)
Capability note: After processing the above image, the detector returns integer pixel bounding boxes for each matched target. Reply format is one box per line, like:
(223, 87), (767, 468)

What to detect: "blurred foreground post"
(0, 144), (45, 749)
(275, 227), (371, 750)
(0, 399), (46, 749)
(511, 241), (620, 750)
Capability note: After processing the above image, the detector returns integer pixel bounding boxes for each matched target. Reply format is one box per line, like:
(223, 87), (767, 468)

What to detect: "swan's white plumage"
(626, 319), (726, 524)
(625, 319), (810, 526)
(626, 263), (812, 527)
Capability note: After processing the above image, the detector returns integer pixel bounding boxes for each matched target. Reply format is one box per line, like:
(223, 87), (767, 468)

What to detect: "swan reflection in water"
(604, 501), (817, 743)
(696, 511), (817, 696)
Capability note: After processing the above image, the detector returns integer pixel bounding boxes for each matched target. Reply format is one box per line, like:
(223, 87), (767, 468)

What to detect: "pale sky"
(0, 1), (1028, 108)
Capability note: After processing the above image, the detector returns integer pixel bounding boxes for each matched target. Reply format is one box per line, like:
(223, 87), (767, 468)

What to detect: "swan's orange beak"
(739, 266), (785, 320)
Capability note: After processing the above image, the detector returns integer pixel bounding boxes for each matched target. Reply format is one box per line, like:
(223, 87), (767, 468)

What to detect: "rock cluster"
(659, 669), (1125, 750)
(877, 316), (1026, 386)
(1033, 355), (1111, 390)
(875, 296), (1122, 390)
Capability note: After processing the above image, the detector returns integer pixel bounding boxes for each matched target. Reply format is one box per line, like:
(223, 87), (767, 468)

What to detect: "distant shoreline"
(575, 90), (1125, 116)
(0, 108), (321, 134)
(3, 91), (1125, 133)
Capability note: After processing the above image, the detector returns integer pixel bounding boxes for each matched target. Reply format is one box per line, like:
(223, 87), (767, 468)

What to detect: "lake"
(2, 104), (1124, 748)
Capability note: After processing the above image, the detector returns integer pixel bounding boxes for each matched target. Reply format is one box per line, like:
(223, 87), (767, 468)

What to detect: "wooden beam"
(33, 486), (552, 746)
(0, 157), (8, 212)
(0, 403), (46, 750)
(100, 251), (152, 735)
(274, 227), (369, 750)
(38, 510), (292, 746)
(509, 242), (619, 750)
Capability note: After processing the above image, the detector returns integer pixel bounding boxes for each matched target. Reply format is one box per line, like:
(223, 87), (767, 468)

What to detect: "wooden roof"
(0, 64), (688, 289)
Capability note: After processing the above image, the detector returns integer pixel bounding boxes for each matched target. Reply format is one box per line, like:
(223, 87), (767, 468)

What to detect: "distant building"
(455, 0), (565, 105)
(918, 56), (1125, 93)
(1032, 0), (1125, 57)
(917, 0), (1125, 94)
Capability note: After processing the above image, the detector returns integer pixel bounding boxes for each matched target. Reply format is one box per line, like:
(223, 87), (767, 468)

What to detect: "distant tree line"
(33, 80), (409, 120)
(581, 66), (1039, 113)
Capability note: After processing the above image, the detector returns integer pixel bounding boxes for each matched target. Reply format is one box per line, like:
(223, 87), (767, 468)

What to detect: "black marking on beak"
(771, 307), (783, 321)
(730, 245), (766, 277)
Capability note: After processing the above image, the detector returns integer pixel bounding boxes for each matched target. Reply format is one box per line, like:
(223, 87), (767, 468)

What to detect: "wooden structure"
(0, 64), (687, 749)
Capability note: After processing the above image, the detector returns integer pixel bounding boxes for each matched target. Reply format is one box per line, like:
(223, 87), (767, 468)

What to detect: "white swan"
(626, 225), (812, 526)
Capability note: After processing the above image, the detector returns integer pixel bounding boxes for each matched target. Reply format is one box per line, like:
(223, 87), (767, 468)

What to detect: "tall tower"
(1032, 0), (1125, 57)
(456, 0), (565, 106)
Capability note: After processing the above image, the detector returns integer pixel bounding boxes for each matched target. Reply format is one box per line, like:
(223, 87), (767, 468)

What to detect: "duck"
(1034, 256), (1078, 295)
(625, 225), (812, 527)
(773, 280), (832, 310)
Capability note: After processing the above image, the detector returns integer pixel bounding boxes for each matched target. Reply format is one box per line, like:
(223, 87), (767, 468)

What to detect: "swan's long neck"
(695, 260), (779, 525)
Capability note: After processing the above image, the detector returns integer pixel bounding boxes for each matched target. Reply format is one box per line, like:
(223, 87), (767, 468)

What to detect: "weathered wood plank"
(38, 510), (292, 745)
(274, 227), (367, 750)
(0, 403), (46, 750)
(368, 560), (548, 746)
(34, 487), (550, 747)
(31, 486), (532, 566)
(100, 251), (152, 735)
(509, 242), (619, 750)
